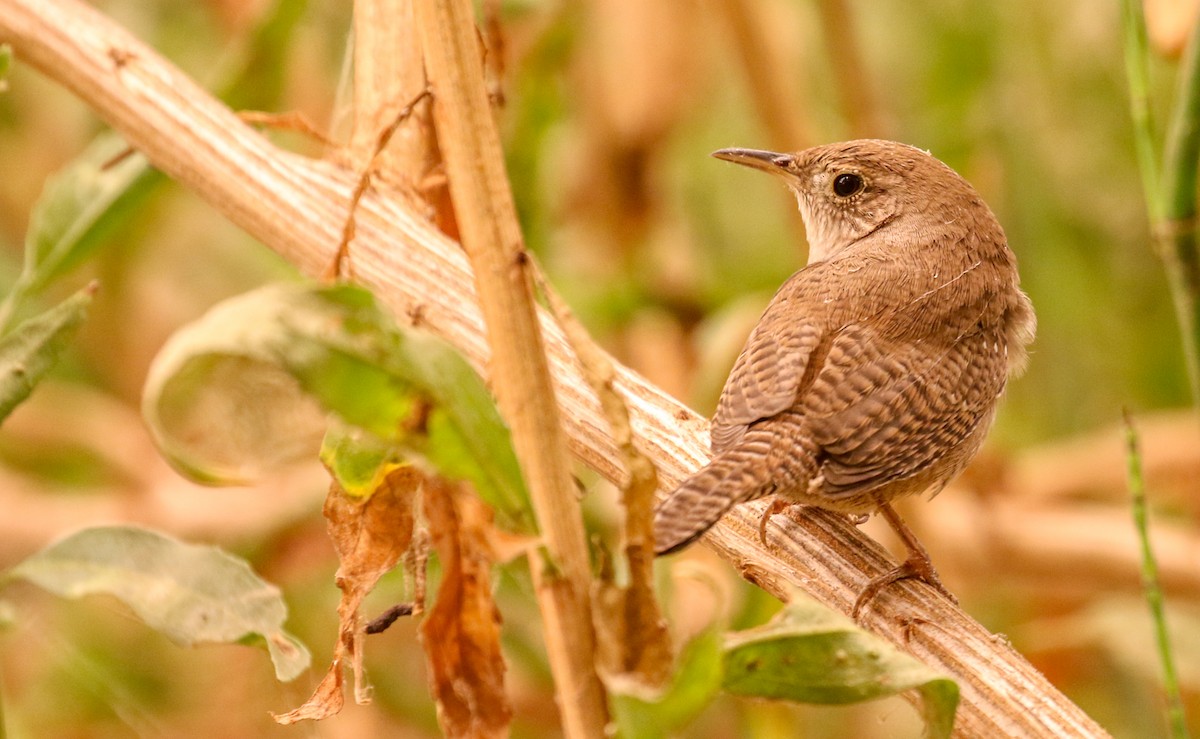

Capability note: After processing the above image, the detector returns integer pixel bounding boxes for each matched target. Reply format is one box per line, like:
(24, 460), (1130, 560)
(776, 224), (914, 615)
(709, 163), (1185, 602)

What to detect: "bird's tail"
(653, 443), (779, 556)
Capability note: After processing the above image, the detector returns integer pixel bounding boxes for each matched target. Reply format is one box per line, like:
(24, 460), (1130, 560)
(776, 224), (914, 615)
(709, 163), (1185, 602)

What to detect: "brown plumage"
(653, 140), (1035, 610)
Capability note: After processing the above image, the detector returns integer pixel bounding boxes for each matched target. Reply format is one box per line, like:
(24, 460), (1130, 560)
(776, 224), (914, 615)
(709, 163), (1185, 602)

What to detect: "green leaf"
(142, 282), (534, 532)
(0, 283), (94, 424)
(320, 422), (405, 498)
(612, 626), (724, 739)
(0, 132), (156, 334)
(722, 597), (959, 738)
(17, 133), (157, 300)
(2, 525), (310, 682)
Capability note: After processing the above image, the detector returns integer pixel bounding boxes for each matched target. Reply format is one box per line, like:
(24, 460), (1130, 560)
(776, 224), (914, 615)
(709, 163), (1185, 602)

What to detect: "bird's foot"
(757, 497), (791, 546)
(851, 550), (958, 620)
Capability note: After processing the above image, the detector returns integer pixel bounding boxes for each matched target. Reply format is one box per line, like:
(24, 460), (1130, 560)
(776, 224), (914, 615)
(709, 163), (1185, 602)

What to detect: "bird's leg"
(759, 502), (865, 545)
(852, 502), (958, 619)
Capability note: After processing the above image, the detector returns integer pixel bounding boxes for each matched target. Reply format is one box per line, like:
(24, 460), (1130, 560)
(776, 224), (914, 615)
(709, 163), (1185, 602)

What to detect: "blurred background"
(2, 0), (1199, 736)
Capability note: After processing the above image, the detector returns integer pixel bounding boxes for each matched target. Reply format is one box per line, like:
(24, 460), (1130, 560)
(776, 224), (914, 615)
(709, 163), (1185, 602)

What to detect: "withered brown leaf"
(420, 476), (512, 738)
(274, 465), (421, 724)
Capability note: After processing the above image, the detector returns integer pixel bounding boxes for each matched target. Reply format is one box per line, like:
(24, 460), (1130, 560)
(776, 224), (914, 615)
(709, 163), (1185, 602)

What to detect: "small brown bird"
(653, 140), (1035, 614)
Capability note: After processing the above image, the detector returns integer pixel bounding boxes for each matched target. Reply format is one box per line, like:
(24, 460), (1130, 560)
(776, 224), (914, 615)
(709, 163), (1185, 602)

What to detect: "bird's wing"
(805, 322), (1008, 501)
(709, 301), (826, 454)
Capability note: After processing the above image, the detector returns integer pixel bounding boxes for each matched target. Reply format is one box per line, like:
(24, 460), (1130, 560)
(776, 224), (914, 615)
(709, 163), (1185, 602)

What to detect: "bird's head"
(713, 140), (990, 265)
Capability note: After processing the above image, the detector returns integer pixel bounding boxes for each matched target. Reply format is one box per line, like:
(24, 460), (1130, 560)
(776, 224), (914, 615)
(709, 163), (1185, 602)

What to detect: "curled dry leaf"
(420, 476), (512, 738)
(272, 664), (345, 725)
(274, 465), (421, 724)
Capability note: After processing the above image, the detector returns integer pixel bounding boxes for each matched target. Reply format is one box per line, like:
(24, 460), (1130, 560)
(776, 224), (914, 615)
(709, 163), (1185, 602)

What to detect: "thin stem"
(1160, 11), (1200, 405)
(412, 0), (609, 734)
(1119, 0), (1163, 220)
(349, 0), (429, 174)
(1120, 0), (1200, 405)
(1122, 410), (1190, 739)
(534, 266), (670, 683)
(1163, 11), (1200, 223)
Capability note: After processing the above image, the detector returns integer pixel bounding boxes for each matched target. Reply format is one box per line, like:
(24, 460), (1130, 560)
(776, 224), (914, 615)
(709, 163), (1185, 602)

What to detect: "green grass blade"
(1124, 410), (1191, 739)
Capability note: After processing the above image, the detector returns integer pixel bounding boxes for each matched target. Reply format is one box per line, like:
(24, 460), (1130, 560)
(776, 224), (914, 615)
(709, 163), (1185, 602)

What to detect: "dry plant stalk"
(349, 0), (425, 167)
(535, 271), (672, 687)
(413, 0), (609, 734)
(0, 0), (1110, 735)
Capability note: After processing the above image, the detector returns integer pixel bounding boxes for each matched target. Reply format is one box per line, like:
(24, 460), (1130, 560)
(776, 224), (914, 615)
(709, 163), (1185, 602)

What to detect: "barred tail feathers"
(653, 443), (776, 555)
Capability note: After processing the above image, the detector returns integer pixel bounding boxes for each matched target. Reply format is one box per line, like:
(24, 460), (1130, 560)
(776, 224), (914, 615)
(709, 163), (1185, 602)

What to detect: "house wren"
(653, 140), (1036, 614)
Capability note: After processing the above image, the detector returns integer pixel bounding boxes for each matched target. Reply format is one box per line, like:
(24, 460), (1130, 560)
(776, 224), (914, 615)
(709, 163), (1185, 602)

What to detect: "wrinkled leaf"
(274, 466), (420, 724)
(420, 477), (511, 738)
(0, 283), (94, 424)
(722, 597), (959, 738)
(142, 282), (533, 531)
(327, 465), (419, 595)
(3, 525), (310, 682)
(612, 626), (724, 739)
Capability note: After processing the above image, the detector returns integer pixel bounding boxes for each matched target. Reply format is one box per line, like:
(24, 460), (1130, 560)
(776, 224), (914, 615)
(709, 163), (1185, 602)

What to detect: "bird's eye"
(833, 172), (864, 197)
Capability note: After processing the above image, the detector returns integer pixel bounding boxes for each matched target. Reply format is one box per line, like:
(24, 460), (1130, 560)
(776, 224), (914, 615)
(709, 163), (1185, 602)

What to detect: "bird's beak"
(711, 148), (793, 174)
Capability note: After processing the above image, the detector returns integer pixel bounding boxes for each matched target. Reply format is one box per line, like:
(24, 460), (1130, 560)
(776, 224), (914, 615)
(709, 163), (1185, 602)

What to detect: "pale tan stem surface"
(0, 0), (1107, 736)
(350, 0), (428, 174)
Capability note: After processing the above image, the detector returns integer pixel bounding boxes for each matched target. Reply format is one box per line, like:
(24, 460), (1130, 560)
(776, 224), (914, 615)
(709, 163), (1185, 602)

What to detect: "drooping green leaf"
(142, 282), (534, 532)
(722, 597), (959, 738)
(612, 626), (724, 739)
(0, 283), (94, 424)
(3, 525), (310, 682)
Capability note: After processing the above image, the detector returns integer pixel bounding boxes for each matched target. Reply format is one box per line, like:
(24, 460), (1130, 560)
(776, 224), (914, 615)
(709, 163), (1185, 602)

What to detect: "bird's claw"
(851, 552), (958, 620)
